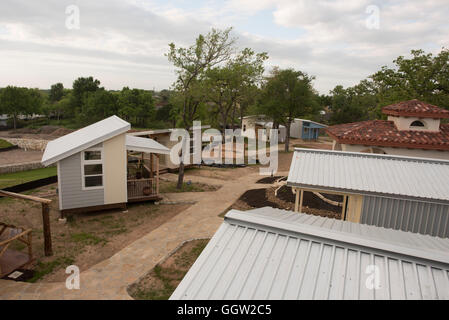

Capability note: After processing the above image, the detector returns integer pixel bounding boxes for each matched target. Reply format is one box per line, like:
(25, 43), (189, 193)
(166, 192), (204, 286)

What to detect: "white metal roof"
(125, 135), (170, 154)
(170, 207), (449, 300)
(287, 148), (449, 202)
(41, 116), (130, 166)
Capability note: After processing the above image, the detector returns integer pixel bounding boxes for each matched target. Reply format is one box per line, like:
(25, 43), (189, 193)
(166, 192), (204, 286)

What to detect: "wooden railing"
(127, 178), (156, 199)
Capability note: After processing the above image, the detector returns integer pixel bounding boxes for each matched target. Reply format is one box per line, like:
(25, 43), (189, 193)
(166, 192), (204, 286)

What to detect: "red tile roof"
(382, 99), (449, 118)
(326, 120), (449, 151)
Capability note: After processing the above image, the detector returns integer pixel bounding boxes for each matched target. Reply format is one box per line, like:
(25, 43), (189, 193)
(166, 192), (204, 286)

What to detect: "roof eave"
(41, 124), (130, 166)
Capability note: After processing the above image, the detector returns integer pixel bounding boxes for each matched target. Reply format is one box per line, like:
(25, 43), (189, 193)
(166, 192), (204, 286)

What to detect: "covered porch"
(125, 135), (170, 202)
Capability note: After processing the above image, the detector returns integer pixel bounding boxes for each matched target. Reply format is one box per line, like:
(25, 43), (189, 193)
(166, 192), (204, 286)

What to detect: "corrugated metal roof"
(41, 116), (130, 166)
(170, 207), (449, 300)
(126, 135), (170, 154)
(287, 148), (449, 202)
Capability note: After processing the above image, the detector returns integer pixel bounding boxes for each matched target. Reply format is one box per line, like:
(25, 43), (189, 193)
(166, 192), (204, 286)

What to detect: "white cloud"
(0, 0), (448, 94)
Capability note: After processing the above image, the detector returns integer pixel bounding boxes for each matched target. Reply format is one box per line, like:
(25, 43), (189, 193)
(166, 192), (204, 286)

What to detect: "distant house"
(0, 114), (8, 127)
(287, 148), (449, 238)
(241, 115), (286, 143)
(129, 125), (211, 170)
(41, 116), (169, 216)
(170, 207), (449, 300)
(326, 100), (449, 160)
(289, 118), (327, 140)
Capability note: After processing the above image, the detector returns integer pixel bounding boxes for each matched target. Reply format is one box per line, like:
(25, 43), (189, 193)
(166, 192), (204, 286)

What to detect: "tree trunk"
(177, 160), (185, 189)
(13, 114), (17, 130)
(285, 121), (291, 152)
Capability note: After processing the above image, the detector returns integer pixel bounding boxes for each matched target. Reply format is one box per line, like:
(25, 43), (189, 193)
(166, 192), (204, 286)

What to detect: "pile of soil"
(51, 127), (74, 136)
(238, 189), (280, 208)
(256, 176), (283, 184)
(228, 186), (342, 220)
(277, 186), (342, 213)
(39, 125), (60, 135)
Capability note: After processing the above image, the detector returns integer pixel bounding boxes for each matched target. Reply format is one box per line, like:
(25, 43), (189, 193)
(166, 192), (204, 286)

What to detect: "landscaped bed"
(128, 239), (209, 300)
(223, 186), (342, 219)
(0, 183), (192, 283)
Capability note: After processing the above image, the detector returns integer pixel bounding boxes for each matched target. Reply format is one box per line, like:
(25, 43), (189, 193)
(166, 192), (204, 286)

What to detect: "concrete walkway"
(0, 170), (284, 299)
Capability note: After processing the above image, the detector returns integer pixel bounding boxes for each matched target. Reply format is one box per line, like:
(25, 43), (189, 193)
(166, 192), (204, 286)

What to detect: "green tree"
(118, 87), (155, 127)
(259, 68), (317, 152)
(71, 77), (101, 117)
(0, 86), (41, 129)
(79, 89), (119, 125)
(205, 48), (268, 136)
(167, 27), (236, 188)
(49, 83), (64, 103)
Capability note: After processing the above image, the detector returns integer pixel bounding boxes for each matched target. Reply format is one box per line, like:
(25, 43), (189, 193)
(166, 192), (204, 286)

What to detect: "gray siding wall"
(361, 195), (449, 238)
(59, 152), (104, 210)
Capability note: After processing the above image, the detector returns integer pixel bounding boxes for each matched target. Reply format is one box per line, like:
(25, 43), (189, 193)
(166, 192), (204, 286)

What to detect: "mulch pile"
(256, 176), (283, 184)
(232, 186), (343, 220)
(238, 189), (280, 209)
(277, 186), (342, 213)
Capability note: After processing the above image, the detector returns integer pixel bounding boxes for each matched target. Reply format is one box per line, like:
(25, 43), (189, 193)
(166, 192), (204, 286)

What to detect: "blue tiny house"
(290, 119), (327, 140)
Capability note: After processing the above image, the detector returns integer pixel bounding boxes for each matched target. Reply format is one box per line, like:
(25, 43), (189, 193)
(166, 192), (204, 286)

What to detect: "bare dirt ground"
(0, 126), (73, 140)
(128, 239), (209, 300)
(0, 149), (44, 166)
(0, 183), (192, 283)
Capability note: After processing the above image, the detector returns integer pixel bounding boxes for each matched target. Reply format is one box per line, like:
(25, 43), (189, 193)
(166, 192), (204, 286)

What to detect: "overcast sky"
(0, 0), (448, 94)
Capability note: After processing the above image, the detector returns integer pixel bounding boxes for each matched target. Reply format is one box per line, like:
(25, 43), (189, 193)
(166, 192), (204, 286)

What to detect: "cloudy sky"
(0, 0), (448, 94)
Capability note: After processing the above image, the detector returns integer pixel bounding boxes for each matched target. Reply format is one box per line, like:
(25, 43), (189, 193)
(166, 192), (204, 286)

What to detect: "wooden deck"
(127, 178), (160, 202)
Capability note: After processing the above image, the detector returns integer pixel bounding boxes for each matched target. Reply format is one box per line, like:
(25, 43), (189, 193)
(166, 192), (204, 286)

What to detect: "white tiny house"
(41, 116), (169, 216)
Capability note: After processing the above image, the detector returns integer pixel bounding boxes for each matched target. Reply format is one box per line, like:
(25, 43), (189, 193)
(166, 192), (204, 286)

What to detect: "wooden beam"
(150, 153), (154, 178)
(156, 154), (159, 195)
(294, 188), (299, 212)
(41, 203), (53, 256)
(341, 195), (348, 221)
(299, 189), (304, 213)
(0, 190), (52, 204)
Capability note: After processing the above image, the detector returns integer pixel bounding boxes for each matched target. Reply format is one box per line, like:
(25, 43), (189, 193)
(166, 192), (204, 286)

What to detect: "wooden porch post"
(298, 189), (304, 213)
(341, 195), (348, 221)
(150, 153), (154, 178)
(294, 188), (299, 212)
(42, 203), (53, 256)
(156, 154), (159, 194)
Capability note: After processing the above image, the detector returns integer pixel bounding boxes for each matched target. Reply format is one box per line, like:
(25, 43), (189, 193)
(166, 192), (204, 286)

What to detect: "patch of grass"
(130, 239), (209, 300)
(28, 256), (75, 283)
(174, 241), (208, 268)
(0, 138), (14, 149)
(0, 167), (57, 189)
(70, 232), (107, 246)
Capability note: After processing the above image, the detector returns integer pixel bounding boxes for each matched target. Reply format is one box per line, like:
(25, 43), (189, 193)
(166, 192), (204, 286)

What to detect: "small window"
(410, 120), (425, 127)
(82, 148), (103, 189)
(84, 151), (101, 160)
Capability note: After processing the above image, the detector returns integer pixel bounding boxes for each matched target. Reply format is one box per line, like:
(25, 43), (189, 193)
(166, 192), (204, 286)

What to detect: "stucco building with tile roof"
(326, 99), (449, 160)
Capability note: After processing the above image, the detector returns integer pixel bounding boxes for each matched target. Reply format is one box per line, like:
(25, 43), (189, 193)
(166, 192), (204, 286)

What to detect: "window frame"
(81, 147), (104, 190)
(410, 120), (426, 128)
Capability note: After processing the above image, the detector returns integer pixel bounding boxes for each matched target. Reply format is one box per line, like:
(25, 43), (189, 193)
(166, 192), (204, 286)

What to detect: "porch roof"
(125, 135), (170, 154)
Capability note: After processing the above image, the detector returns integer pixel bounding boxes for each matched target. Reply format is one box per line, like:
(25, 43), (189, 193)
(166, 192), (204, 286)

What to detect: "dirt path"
(0, 167), (271, 299)
(0, 149), (44, 166)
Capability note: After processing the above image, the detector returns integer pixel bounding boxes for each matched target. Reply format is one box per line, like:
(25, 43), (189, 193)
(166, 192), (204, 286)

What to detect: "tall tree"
(205, 48), (268, 136)
(0, 86), (41, 129)
(259, 68), (317, 152)
(71, 76), (101, 117)
(167, 27), (236, 188)
(49, 83), (64, 103)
